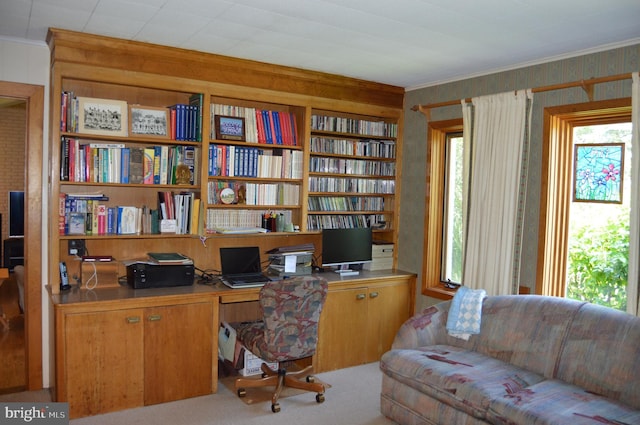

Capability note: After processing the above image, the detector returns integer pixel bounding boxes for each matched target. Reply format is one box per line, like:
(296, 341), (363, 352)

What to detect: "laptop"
(219, 246), (273, 288)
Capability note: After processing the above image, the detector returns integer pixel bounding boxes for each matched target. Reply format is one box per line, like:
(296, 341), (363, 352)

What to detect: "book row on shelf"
(211, 104), (299, 145)
(308, 177), (396, 194)
(208, 144), (303, 179)
(311, 114), (398, 138)
(308, 196), (386, 212)
(309, 157), (395, 176)
(58, 192), (201, 236)
(60, 138), (198, 185)
(206, 209), (293, 233)
(60, 91), (203, 142)
(207, 181), (300, 206)
(306, 214), (388, 231)
(310, 137), (396, 159)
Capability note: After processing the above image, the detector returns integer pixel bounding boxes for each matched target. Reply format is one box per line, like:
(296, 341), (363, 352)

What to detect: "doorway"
(0, 81), (44, 392)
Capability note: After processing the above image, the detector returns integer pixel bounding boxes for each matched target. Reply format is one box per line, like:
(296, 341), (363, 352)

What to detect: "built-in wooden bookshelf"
(308, 111), (400, 243)
(47, 28), (404, 293)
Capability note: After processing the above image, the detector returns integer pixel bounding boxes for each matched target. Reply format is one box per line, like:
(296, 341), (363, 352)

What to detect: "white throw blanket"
(446, 286), (487, 340)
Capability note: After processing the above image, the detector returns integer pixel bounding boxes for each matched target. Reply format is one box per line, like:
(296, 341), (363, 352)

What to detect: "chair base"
(235, 363), (325, 412)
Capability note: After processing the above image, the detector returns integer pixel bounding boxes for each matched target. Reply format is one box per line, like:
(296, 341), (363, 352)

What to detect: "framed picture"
(129, 105), (169, 138)
(215, 115), (245, 141)
(573, 143), (624, 204)
(77, 97), (128, 137)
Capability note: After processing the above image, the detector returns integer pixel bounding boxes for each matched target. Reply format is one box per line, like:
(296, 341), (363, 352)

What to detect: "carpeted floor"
(2, 362), (395, 425)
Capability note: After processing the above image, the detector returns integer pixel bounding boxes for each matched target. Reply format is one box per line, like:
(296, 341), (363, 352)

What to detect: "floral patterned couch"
(379, 295), (640, 425)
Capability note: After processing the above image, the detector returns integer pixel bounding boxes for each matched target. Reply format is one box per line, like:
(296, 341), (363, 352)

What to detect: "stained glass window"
(573, 143), (624, 203)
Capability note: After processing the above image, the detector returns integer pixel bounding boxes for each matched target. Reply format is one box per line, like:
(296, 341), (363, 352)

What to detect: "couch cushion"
(487, 379), (640, 425)
(468, 295), (584, 379)
(380, 345), (546, 419)
(556, 302), (640, 410)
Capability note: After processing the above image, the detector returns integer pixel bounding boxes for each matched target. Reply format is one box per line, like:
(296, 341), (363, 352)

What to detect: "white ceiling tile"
(1, 0), (638, 87)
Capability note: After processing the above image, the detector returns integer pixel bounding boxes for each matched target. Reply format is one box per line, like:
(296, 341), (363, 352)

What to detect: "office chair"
(234, 275), (328, 413)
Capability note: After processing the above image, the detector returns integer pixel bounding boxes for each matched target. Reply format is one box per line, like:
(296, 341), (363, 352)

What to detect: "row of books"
(311, 114), (398, 138)
(207, 181), (300, 205)
(157, 191), (202, 235)
(310, 137), (396, 159)
(306, 214), (388, 231)
(211, 104), (299, 145)
(59, 91), (203, 141)
(60, 137), (198, 185)
(167, 94), (203, 141)
(308, 177), (396, 194)
(205, 209), (292, 232)
(308, 196), (386, 212)
(58, 192), (201, 236)
(309, 157), (396, 176)
(208, 144), (303, 179)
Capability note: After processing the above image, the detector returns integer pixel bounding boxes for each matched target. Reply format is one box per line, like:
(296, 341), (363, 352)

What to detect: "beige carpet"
(1, 362), (395, 425)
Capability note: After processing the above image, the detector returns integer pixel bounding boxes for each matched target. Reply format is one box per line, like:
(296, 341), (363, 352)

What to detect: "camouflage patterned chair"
(234, 276), (328, 413)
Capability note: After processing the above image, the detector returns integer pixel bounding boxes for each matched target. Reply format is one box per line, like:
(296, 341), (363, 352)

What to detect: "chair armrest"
(391, 302), (451, 350)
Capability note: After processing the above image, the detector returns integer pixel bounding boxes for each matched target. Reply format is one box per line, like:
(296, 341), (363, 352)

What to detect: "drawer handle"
(356, 293), (366, 300)
(370, 292), (379, 298)
(148, 314), (162, 321)
(126, 316), (140, 324)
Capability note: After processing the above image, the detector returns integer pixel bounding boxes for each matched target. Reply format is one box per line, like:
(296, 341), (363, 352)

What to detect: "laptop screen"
(220, 246), (262, 275)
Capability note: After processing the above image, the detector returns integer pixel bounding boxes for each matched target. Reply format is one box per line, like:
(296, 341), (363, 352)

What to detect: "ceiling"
(1, 0), (640, 90)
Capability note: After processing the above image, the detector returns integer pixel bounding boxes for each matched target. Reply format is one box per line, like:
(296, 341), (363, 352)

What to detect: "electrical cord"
(84, 261), (98, 290)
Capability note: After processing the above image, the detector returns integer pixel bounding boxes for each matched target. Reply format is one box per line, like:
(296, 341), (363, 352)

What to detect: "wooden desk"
(0, 268), (8, 280)
(49, 270), (416, 418)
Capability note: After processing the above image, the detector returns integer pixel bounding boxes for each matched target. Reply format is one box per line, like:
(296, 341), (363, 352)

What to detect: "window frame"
(537, 98), (632, 296)
(422, 119), (463, 299)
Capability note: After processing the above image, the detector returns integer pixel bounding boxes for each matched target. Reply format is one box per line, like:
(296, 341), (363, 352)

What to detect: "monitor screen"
(321, 227), (372, 275)
(8, 190), (25, 238)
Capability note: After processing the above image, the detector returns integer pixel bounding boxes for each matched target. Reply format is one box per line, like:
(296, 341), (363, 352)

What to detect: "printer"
(267, 252), (313, 277)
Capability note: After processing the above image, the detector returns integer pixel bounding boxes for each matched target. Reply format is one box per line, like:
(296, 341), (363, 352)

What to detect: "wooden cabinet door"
(316, 286), (369, 372)
(64, 309), (144, 418)
(143, 302), (214, 405)
(366, 282), (412, 362)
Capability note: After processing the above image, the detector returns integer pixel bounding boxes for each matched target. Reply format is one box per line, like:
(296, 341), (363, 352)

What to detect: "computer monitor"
(321, 227), (372, 276)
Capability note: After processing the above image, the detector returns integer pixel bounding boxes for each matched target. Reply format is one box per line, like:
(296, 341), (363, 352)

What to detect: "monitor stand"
(334, 265), (359, 277)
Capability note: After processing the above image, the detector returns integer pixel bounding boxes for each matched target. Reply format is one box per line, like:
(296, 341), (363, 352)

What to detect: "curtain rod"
(411, 73), (634, 116)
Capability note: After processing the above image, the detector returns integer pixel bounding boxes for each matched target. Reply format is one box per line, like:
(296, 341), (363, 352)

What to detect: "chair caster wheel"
(271, 403), (281, 413)
(316, 393), (325, 403)
(306, 375), (315, 383)
(237, 388), (246, 398)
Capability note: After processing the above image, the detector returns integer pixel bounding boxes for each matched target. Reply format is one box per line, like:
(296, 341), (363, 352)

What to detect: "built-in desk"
(49, 270), (416, 418)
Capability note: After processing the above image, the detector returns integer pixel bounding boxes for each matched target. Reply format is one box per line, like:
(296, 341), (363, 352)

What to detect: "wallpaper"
(400, 43), (640, 308)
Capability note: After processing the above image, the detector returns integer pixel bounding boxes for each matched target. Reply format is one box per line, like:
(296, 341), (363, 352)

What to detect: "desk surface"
(48, 269), (417, 306)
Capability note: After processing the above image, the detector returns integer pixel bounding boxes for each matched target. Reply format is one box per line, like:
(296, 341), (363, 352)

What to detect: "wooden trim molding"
(0, 81), (44, 390)
(536, 98), (631, 296)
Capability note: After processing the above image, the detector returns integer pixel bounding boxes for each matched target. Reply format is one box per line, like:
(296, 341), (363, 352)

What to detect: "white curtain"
(628, 72), (640, 316)
(462, 90), (533, 296)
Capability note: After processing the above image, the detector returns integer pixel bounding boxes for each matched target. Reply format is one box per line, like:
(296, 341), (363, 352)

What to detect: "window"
(538, 99), (632, 299)
(442, 132), (465, 284)
(422, 119), (464, 298)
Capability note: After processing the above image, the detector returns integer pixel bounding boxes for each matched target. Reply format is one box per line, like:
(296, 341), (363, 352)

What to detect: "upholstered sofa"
(380, 295), (640, 425)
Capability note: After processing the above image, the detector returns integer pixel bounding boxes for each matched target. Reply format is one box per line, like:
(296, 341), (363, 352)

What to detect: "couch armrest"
(392, 301), (451, 349)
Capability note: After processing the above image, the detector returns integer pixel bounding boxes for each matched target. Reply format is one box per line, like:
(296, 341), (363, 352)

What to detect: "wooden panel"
(366, 282), (412, 361)
(64, 309), (144, 418)
(316, 286), (369, 372)
(144, 302), (213, 405)
(47, 29), (404, 110)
